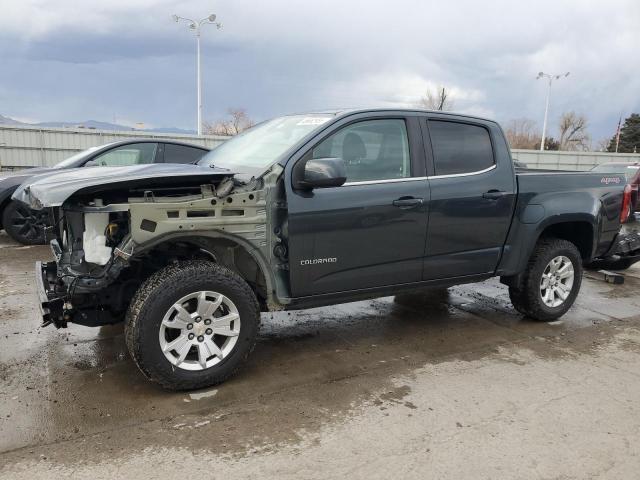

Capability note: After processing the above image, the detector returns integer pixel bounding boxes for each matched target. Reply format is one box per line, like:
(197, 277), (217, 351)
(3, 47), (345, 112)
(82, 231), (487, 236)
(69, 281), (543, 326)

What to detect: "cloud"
(0, 0), (638, 140)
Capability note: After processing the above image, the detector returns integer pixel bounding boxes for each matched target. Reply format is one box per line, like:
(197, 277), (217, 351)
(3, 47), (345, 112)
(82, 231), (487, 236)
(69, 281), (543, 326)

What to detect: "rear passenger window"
(429, 121), (494, 176)
(91, 142), (158, 166)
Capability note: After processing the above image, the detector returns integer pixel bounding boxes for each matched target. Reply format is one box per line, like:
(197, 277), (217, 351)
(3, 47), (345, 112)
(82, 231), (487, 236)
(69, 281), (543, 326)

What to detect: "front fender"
(132, 230), (282, 308)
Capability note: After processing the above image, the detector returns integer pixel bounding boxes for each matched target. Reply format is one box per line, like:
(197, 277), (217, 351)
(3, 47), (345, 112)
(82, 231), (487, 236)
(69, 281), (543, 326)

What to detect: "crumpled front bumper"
(35, 260), (66, 328)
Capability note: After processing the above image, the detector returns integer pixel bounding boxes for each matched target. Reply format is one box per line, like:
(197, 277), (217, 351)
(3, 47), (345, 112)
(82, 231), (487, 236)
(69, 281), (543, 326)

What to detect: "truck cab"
(284, 111), (517, 298)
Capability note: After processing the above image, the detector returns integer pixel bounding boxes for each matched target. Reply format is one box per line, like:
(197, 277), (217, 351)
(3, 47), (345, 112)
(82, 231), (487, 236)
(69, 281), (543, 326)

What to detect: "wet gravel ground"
(1, 229), (640, 479)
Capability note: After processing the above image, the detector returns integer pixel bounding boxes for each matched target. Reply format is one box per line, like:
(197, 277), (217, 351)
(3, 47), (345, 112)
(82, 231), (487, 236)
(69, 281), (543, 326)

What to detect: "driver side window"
(310, 119), (410, 183)
(90, 142), (158, 167)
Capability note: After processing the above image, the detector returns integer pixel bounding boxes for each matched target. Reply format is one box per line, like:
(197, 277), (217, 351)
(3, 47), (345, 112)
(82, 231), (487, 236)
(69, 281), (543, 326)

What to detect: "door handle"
(392, 197), (424, 209)
(482, 190), (507, 200)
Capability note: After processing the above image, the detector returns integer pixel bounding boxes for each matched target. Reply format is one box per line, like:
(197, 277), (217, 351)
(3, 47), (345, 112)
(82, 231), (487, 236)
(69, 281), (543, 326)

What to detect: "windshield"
(53, 145), (104, 168)
(591, 163), (640, 180)
(198, 114), (334, 173)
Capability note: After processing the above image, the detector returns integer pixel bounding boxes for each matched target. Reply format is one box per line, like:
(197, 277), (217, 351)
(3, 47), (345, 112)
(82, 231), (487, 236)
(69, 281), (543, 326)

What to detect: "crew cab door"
(286, 115), (429, 297)
(421, 117), (516, 279)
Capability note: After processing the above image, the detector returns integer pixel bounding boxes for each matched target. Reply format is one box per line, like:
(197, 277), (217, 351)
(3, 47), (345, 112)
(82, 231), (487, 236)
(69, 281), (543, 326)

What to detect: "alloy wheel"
(9, 204), (48, 242)
(159, 290), (241, 371)
(539, 255), (574, 308)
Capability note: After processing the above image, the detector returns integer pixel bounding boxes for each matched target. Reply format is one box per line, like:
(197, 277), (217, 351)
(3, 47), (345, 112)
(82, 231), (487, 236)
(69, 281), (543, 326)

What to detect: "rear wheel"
(125, 261), (260, 390)
(2, 200), (48, 245)
(508, 237), (582, 321)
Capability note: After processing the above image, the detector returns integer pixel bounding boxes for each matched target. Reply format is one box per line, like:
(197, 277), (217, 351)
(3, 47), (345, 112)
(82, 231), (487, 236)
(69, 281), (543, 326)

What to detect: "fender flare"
(498, 212), (597, 278)
(130, 230), (282, 307)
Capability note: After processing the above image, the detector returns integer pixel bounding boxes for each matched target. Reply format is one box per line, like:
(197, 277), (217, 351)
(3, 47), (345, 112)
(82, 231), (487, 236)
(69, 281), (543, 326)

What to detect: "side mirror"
(294, 158), (347, 190)
(84, 160), (98, 167)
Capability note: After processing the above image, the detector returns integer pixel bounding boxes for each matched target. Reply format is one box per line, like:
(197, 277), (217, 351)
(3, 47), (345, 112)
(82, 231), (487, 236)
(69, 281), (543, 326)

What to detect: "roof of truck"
(292, 108), (497, 124)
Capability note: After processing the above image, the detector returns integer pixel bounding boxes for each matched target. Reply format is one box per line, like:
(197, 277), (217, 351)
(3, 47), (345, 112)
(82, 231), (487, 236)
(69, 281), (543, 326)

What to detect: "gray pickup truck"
(17, 109), (638, 390)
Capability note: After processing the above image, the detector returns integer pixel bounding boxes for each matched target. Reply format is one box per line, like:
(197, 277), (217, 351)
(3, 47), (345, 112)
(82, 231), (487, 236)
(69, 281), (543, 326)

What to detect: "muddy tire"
(125, 260), (260, 391)
(508, 237), (583, 321)
(2, 200), (48, 245)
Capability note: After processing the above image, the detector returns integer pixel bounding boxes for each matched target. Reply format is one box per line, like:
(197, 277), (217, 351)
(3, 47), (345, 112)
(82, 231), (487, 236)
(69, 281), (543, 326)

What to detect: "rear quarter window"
(428, 121), (494, 176)
(163, 144), (208, 164)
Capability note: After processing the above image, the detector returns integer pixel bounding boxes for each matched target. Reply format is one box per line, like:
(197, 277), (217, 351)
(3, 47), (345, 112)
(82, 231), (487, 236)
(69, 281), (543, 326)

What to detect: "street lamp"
(536, 71), (570, 151)
(173, 13), (222, 136)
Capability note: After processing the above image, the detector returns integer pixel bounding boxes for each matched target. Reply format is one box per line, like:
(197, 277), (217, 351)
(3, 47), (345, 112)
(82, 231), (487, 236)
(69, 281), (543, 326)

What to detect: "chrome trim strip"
(343, 177), (428, 186)
(428, 164), (496, 180)
(342, 164), (496, 186)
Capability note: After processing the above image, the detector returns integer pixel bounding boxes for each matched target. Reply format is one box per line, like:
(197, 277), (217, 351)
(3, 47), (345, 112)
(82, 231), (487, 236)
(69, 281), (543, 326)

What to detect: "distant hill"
(0, 114), (25, 125)
(0, 114), (195, 135)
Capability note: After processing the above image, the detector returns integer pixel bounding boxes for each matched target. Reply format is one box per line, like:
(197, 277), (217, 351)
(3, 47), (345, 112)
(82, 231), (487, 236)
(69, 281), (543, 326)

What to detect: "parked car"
(17, 108), (638, 390)
(591, 162), (640, 212)
(0, 140), (209, 244)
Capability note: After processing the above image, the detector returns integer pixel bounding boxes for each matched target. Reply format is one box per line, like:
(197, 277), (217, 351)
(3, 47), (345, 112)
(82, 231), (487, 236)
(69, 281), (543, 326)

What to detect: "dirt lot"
(1, 229), (640, 479)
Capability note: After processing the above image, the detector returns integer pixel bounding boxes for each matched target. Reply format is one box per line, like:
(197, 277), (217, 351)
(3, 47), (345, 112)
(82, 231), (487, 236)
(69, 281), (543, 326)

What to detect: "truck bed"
(514, 169), (627, 258)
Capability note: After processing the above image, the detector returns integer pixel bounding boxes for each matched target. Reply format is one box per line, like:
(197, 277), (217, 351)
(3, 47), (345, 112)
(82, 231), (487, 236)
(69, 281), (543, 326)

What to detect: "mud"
(1, 230), (640, 478)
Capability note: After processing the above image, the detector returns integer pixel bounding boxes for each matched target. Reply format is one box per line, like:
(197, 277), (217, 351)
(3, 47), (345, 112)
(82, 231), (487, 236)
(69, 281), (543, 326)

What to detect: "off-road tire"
(125, 260), (260, 390)
(2, 200), (47, 245)
(508, 237), (583, 321)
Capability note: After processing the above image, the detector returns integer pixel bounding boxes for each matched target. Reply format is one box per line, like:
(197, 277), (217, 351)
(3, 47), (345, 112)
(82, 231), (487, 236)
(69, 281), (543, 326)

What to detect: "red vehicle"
(591, 162), (640, 214)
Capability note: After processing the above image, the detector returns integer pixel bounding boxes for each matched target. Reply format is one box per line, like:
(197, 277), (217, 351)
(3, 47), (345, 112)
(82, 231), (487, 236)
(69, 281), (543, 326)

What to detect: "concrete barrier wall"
(511, 149), (640, 171)
(0, 125), (229, 170)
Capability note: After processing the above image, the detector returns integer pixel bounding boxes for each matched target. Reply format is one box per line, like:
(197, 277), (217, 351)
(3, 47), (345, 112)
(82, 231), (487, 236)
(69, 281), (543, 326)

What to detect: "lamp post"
(172, 13), (222, 136)
(536, 71), (570, 151)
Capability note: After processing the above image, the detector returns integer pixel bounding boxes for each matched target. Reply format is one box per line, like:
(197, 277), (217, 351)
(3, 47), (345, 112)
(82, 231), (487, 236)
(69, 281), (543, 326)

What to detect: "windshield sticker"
(296, 117), (331, 126)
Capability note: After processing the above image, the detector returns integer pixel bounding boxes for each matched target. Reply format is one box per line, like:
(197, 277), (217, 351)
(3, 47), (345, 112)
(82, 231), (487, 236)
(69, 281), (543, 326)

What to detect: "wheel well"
(137, 237), (270, 309)
(539, 222), (593, 259)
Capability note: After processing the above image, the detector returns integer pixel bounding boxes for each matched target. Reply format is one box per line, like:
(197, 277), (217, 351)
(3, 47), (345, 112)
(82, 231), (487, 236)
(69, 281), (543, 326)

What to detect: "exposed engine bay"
(36, 166), (289, 328)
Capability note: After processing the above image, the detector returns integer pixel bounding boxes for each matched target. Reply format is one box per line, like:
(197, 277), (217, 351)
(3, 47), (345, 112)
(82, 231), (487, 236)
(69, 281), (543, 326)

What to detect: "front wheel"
(125, 261), (260, 390)
(2, 200), (49, 245)
(508, 237), (583, 321)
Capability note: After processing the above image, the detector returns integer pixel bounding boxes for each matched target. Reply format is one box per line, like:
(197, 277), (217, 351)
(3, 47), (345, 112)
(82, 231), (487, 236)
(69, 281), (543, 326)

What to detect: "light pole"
(172, 13), (222, 136)
(536, 71), (570, 151)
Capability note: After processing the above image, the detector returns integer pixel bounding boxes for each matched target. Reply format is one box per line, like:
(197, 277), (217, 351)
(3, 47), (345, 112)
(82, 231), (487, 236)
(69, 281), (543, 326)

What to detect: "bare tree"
(418, 86), (455, 111)
(504, 118), (541, 149)
(204, 108), (255, 136)
(558, 111), (590, 151)
(595, 137), (610, 152)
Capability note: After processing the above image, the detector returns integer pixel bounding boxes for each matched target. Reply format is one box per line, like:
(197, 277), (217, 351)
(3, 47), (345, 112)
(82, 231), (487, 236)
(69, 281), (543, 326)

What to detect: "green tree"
(608, 113), (640, 153)
(544, 137), (560, 151)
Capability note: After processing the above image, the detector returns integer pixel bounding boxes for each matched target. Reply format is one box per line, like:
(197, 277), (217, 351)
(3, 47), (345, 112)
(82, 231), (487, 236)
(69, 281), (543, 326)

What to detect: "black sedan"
(0, 139), (209, 244)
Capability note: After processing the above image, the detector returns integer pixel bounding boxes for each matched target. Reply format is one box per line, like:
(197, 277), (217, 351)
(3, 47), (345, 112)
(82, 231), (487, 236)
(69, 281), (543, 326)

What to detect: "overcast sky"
(1, 0), (638, 141)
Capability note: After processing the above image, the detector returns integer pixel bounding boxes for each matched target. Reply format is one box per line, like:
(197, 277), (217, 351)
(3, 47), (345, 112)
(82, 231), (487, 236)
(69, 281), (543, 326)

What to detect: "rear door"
(422, 117), (516, 279)
(286, 115), (430, 297)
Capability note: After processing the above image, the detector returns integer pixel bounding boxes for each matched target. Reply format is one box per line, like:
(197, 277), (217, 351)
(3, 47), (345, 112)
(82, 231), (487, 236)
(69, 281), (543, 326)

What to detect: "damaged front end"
(37, 201), (138, 328)
(20, 163), (280, 329)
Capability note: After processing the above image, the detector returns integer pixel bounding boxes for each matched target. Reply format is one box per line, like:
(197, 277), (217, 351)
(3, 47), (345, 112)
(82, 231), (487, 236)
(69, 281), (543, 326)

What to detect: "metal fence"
(2, 124), (640, 172)
(0, 125), (229, 170)
(511, 149), (640, 171)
